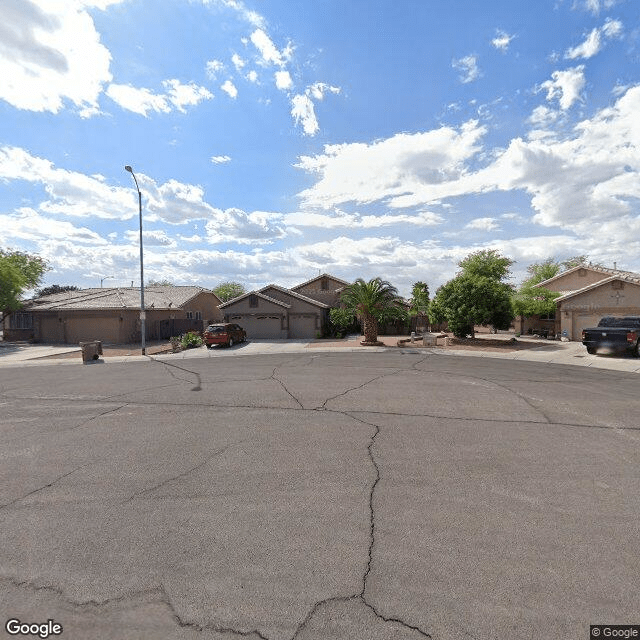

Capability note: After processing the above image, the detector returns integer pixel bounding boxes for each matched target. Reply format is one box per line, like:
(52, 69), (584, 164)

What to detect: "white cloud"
(0, 145), (136, 220)
(565, 19), (623, 59)
(465, 217), (500, 231)
(573, 0), (620, 15)
(231, 53), (245, 71)
(291, 93), (319, 136)
(0, 0), (114, 115)
(205, 0), (266, 28)
(0, 207), (107, 244)
(296, 120), (486, 207)
(283, 209), (444, 228)
(163, 79), (213, 111)
(250, 29), (292, 67)
(539, 66), (585, 109)
(206, 59), (224, 79)
(211, 155), (231, 164)
(106, 80), (213, 115)
(290, 83), (340, 136)
(452, 55), (481, 83)
(221, 80), (238, 98)
(492, 30), (515, 52)
(246, 70), (258, 83)
(204, 209), (286, 244)
(275, 70), (292, 91)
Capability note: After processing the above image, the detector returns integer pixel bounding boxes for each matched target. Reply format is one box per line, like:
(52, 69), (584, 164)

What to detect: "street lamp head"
(124, 165), (133, 173)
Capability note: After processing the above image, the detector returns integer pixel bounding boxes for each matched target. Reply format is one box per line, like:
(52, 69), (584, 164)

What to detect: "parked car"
(204, 323), (246, 348)
(581, 316), (640, 356)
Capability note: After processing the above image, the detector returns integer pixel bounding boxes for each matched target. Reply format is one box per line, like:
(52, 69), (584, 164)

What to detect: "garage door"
(289, 314), (317, 339)
(572, 313), (605, 341)
(232, 315), (281, 339)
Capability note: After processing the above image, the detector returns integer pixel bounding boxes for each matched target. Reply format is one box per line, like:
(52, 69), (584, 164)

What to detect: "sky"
(1, 0), (640, 298)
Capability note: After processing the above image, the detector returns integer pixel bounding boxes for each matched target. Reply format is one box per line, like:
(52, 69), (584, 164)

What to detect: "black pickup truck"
(581, 316), (640, 356)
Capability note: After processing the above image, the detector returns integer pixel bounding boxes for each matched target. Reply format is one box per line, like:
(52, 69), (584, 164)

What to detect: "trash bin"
(80, 340), (103, 363)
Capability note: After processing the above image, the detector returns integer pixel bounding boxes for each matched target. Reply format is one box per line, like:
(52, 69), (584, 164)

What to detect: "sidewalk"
(2, 336), (640, 374)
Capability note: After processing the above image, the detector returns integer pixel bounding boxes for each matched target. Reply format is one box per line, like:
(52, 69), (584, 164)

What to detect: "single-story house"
(3, 286), (223, 344)
(528, 265), (640, 340)
(219, 283), (330, 339)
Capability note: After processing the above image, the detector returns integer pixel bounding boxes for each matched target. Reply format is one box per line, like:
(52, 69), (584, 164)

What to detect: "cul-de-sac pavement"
(1, 348), (639, 639)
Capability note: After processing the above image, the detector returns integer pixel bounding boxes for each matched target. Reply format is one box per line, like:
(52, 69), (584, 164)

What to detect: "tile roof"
(555, 275), (640, 302)
(259, 284), (330, 308)
(24, 286), (217, 311)
(291, 273), (351, 291)
(218, 291), (291, 309)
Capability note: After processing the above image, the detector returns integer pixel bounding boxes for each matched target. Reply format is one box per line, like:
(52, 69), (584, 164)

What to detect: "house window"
(186, 311), (193, 319)
(249, 295), (258, 308)
(195, 311), (202, 320)
(9, 312), (33, 329)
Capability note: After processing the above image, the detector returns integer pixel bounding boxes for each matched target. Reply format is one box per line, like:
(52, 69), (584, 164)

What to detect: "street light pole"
(124, 165), (146, 355)
(100, 275), (115, 288)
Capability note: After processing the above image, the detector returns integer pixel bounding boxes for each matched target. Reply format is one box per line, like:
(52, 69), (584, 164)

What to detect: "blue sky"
(1, 0), (640, 298)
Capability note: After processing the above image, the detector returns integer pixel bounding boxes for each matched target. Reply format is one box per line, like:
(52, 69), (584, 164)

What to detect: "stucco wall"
(558, 280), (640, 339)
(186, 291), (223, 324)
(292, 277), (346, 307)
(538, 268), (608, 293)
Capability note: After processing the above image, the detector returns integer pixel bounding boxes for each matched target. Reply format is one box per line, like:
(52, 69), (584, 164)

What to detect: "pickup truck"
(581, 316), (640, 356)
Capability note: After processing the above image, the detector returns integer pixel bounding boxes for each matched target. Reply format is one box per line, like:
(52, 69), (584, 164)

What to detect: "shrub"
(181, 331), (203, 349)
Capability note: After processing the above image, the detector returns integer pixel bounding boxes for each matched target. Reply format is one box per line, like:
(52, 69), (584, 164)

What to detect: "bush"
(180, 331), (203, 349)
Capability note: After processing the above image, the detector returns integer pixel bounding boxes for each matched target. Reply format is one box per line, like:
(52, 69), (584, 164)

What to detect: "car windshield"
(206, 326), (227, 333)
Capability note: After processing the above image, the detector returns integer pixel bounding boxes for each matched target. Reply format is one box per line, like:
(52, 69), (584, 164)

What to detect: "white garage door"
(232, 315), (281, 339)
(289, 314), (317, 339)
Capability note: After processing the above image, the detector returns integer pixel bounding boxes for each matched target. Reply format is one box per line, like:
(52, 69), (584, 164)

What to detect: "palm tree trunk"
(363, 313), (378, 343)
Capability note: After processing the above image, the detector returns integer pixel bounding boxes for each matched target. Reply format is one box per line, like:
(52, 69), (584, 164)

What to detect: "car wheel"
(586, 346), (596, 355)
(206, 344), (212, 349)
(636, 340), (640, 357)
(228, 338), (234, 347)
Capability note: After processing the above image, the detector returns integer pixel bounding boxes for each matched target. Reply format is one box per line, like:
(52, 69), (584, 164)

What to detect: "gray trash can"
(80, 340), (103, 363)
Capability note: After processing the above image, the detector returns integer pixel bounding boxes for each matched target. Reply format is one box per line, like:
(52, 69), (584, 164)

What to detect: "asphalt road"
(1, 352), (639, 639)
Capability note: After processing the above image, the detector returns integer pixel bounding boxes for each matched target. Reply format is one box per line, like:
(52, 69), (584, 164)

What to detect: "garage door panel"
(231, 315), (281, 339)
(289, 315), (317, 339)
(572, 313), (606, 341)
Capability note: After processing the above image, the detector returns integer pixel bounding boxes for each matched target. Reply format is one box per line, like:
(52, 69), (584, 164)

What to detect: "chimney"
(614, 262), (617, 271)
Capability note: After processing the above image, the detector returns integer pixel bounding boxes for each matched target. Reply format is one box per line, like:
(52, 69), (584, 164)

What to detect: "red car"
(204, 323), (247, 348)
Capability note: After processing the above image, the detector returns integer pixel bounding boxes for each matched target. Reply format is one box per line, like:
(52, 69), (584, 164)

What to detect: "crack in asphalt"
(270, 366), (304, 409)
(318, 368), (404, 410)
(0, 462), (91, 511)
(150, 357), (202, 391)
(5, 352), (636, 638)
(121, 445), (231, 505)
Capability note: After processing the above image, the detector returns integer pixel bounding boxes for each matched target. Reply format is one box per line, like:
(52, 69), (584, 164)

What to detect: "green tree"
(36, 284), (79, 297)
(431, 275), (514, 338)
(409, 281), (430, 316)
(213, 281), (246, 302)
(0, 249), (48, 314)
(147, 279), (174, 286)
(339, 277), (403, 344)
(512, 258), (561, 318)
(431, 250), (515, 337)
(329, 307), (355, 337)
(458, 249), (514, 281)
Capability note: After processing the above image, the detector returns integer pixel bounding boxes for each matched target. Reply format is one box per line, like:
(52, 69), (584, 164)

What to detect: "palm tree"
(339, 277), (402, 344)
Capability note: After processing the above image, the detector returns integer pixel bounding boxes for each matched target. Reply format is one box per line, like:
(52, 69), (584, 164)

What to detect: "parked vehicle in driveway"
(581, 316), (640, 356)
(204, 323), (246, 348)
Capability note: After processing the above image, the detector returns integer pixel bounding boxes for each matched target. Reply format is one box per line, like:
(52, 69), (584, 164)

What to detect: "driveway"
(1, 352), (638, 639)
